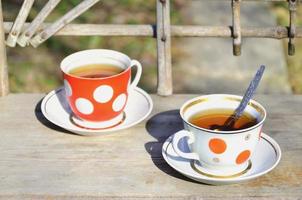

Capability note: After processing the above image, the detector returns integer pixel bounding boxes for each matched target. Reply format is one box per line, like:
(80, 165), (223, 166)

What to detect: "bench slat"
(0, 94), (301, 199)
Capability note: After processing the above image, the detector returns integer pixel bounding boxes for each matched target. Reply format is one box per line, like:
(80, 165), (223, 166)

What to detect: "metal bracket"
(288, 0), (297, 56)
(232, 0), (241, 56)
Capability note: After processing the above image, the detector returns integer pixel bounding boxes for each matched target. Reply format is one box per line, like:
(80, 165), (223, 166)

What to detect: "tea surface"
(188, 109), (258, 131)
(69, 64), (124, 78)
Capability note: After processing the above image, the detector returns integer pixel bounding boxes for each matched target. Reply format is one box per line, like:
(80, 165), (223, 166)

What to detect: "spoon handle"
(224, 65), (265, 128)
(234, 65), (265, 120)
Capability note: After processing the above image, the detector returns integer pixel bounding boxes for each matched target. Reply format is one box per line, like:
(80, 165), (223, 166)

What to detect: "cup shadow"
(34, 95), (75, 135)
(144, 110), (201, 184)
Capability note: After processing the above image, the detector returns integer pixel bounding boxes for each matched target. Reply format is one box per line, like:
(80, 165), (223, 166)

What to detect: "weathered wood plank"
(232, 0), (241, 56)
(156, 0), (172, 96)
(2, 23), (302, 39)
(30, 0), (100, 47)
(17, 0), (62, 47)
(288, 0), (297, 56)
(0, 94), (301, 199)
(0, 0), (8, 96)
(4, 22), (155, 36)
(6, 0), (35, 47)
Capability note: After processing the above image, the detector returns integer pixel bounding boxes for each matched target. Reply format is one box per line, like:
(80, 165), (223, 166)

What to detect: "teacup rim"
(60, 49), (131, 80)
(180, 94), (267, 134)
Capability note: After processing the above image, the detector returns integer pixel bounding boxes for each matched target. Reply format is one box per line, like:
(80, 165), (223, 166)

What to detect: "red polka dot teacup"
(60, 49), (142, 129)
(172, 94), (266, 177)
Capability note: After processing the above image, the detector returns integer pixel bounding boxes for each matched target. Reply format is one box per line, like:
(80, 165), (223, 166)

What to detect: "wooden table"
(0, 94), (301, 199)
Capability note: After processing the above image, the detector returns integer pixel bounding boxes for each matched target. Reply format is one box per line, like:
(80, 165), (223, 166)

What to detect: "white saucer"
(41, 87), (153, 136)
(162, 133), (281, 185)
(71, 112), (125, 129)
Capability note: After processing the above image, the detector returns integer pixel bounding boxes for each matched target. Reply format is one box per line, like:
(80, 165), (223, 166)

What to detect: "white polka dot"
(112, 93), (127, 112)
(75, 98), (94, 115)
(93, 85), (114, 103)
(64, 80), (72, 97)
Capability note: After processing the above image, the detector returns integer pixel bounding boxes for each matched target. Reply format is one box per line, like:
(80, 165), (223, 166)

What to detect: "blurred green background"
(2, 0), (302, 94)
(272, 2), (302, 93)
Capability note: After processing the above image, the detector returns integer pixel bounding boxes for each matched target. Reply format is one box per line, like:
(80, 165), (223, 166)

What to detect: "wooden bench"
(0, 93), (302, 199)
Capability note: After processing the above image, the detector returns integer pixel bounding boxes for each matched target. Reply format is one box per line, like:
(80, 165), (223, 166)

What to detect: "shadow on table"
(35, 97), (74, 135)
(145, 110), (200, 184)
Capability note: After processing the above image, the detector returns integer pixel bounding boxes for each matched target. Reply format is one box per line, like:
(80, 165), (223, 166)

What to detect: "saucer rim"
(41, 87), (153, 134)
(162, 133), (281, 183)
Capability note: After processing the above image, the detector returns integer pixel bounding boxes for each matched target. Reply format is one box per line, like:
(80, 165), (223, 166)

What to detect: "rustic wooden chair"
(0, 1), (301, 199)
(0, 0), (301, 97)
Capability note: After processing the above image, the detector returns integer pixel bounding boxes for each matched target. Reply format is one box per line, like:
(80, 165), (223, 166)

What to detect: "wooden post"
(6, 0), (35, 47)
(30, 0), (100, 47)
(288, 0), (296, 56)
(156, 0), (172, 96)
(232, 0), (241, 56)
(0, 0), (9, 96)
(18, 0), (62, 47)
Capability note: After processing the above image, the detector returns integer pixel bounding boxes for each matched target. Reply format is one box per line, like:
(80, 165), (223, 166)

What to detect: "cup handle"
(129, 60), (142, 90)
(172, 130), (200, 160)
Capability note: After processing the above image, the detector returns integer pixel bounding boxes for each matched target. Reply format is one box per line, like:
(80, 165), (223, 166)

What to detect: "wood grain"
(30, 0), (100, 47)
(6, 0), (35, 47)
(232, 0), (241, 56)
(288, 0), (297, 56)
(0, 0), (8, 96)
(156, 0), (172, 96)
(17, 0), (62, 47)
(0, 94), (301, 199)
(2, 23), (302, 39)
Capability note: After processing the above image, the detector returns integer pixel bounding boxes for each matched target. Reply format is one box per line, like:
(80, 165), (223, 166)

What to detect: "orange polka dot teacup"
(60, 49), (142, 129)
(172, 94), (266, 176)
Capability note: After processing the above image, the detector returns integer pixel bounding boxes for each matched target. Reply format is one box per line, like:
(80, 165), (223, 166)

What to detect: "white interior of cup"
(60, 49), (131, 73)
(181, 94), (266, 133)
